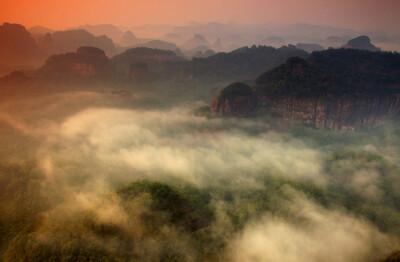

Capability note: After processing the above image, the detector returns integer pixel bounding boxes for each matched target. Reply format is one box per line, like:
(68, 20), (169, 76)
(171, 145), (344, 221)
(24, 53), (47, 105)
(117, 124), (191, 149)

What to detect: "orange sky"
(1, 0), (399, 34)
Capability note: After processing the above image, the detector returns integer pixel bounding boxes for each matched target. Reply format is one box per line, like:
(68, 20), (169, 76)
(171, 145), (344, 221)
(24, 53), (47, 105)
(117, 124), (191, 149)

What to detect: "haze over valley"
(1, 1), (400, 261)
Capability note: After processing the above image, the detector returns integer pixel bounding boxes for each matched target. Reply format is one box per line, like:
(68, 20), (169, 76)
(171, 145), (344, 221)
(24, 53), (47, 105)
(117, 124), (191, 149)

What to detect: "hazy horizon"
(1, 0), (400, 35)
(1, 1), (400, 261)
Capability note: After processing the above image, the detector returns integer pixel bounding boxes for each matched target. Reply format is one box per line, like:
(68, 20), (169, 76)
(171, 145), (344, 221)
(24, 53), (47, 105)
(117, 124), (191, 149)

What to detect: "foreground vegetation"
(1, 120), (400, 261)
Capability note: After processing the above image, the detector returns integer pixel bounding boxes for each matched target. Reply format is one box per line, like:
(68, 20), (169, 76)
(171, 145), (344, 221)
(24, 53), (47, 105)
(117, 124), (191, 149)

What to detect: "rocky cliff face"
(126, 62), (149, 81)
(0, 23), (39, 65)
(213, 48), (400, 131)
(258, 94), (400, 131)
(211, 82), (258, 116)
(38, 46), (111, 77)
(211, 93), (400, 131)
(211, 95), (257, 116)
(343, 35), (380, 52)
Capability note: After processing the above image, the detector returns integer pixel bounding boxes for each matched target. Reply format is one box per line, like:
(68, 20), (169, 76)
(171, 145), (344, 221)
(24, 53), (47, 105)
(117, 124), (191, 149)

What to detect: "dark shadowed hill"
(159, 45), (309, 82)
(211, 49), (400, 131)
(343, 35), (381, 52)
(0, 23), (39, 65)
(255, 48), (400, 97)
(37, 46), (111, 77)
(51, 29), (116, 56)
(110, 47), (185, 76)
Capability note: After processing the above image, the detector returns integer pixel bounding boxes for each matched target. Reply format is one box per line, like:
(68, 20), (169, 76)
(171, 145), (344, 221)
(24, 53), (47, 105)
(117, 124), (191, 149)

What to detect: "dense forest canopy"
(1, 22), (400, 261)
(255, 49), (400, 97)
(159, 45), (309, 82)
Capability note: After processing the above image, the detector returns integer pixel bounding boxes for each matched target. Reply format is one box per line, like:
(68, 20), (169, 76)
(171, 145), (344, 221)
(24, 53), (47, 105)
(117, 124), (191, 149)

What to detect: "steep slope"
(210, 82), (257, 115)
(0, 23), (39, 65)
(343, 35), (381, 52)
(38, 46), (112, 77)
(211, 49), (400, 131)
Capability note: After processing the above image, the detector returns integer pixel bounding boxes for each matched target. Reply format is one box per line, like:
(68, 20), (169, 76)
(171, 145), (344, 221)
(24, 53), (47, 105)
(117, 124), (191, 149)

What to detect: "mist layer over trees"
(0, 18), (399, 260)
(0, 78), (399, 261)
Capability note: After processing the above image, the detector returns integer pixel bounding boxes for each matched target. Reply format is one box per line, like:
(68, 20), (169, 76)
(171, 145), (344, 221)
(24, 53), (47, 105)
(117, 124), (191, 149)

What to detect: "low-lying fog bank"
(0, 89), (399, 261)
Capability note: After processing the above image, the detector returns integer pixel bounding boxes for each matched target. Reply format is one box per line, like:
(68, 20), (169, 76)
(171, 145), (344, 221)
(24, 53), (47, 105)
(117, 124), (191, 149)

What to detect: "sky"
(0, 0), (399, 34)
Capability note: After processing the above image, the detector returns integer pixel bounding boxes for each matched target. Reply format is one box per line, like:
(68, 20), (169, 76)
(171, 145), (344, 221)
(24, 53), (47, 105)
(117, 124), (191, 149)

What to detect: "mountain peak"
(344, 35), (380, 52)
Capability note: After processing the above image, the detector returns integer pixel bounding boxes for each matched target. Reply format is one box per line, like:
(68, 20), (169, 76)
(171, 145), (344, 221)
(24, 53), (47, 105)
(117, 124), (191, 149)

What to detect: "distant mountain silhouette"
(38, 46), (111, 77)
(35, 33), (53, 57)
(159, 45), (309, 82)
(163, 33), (183, 45)
(133, 40), (184, 57)
(343, 36), (380, 52)
(0, 70), (31, 84)
(263, 36), (285, 47)
(255, 48), (399, 97)
(211, 38), (224, 52)
(28, 26), (54, 35)
(69, 24), (124, 42)
(324, 36), (350, 48)
(111, 47), (184, 75)
(120, 31), (139, 46)
(185, 45), (214, 58)
(51, 29), (116, 56)
(0, 23), (39, 65)
(195, 49), (215, 58)
(171, 22), (356, 52)
(211, 49), (400, 131)
(296, 43), (324, 53)
(135, 40), (177, 51)
(182, 34), (210, 50)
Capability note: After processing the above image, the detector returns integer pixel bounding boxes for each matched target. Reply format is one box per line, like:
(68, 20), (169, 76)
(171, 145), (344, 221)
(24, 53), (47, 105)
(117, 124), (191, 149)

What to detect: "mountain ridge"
(210, 48), (400, 131)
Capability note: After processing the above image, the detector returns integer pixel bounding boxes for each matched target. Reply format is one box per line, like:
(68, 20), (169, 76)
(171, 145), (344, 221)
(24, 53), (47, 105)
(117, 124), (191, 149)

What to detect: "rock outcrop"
(0, 23), (39, 65)
(343, 35), (380, 52)
(211, 87), (400, 131)
(210, 49), (400, 131)
(211, 82), (257, 116)
(38, 46), (111, 76)
(257, 94), (400, 130)
(126, 62), (149, 81)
